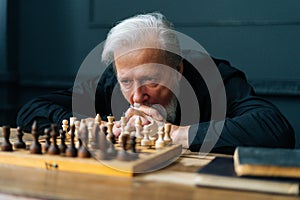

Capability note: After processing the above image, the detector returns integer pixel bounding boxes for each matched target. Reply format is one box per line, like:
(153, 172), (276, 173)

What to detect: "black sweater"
(17, 52), (295, 153)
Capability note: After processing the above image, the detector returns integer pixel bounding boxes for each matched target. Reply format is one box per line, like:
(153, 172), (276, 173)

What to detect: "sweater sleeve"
(188, 75), (295, 153)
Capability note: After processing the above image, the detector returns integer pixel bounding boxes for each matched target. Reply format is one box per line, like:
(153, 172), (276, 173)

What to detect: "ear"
(177, 61), (184, 81)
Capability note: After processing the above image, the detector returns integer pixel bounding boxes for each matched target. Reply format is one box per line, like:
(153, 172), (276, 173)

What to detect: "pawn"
(129, 134), (138, 160)
(1, 126), (13, 151)
(47, 124), (60, 155)
(29, 121), (42, 154)
(42, 128), (51, 153)
(78, 124), (91, 158)
(66, 125), (77, 157)
(13, 126), (26, 149)
(59, 129), (67, 154)
(117, 134), (130, 161)
(155, 126), (166, 149)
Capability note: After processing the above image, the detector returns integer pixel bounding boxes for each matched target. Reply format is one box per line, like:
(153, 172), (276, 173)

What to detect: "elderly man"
(17, 13), (295, 153)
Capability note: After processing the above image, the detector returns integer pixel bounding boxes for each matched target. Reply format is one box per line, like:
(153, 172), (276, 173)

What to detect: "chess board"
(0, 130), (182, 177)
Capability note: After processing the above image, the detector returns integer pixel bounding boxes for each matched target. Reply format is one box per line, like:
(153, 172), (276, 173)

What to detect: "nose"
(132, 85), (149, 104)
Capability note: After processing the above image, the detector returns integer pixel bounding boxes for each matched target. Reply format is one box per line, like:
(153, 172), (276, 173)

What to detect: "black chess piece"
(95, 128), (110, 160)
(129, 135), (138, 160)
(59, 129), (67, 154)
(78, 124), (91, 158)
(117, 134), (130, 161)
(91, 125), (100, 150)
(66, 124), (77, 157)
(13, 126), (26, 149)
(47, 124), (60, 155)
(42, 128), (51, 153)
(1, 126), (13, 151)
(29, 121), (42, 154)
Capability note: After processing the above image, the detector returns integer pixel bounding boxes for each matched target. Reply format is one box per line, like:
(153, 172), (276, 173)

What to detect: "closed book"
(195, 157), (300, 195)
(234, 147), (300, 178)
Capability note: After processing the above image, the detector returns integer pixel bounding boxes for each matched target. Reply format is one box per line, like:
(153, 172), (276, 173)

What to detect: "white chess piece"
(134, 116), (143, 144)
(164, 123), (172, 145)
(155, 126), (165, 149)
(95, 114), (101, 127)
(141, 125), (151, 147)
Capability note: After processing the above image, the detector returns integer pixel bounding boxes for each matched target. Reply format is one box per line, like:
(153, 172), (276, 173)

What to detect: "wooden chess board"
(0, 131), (182, 177)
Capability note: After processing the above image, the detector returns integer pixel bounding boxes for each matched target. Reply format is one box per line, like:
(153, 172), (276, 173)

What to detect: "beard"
(164, 95), (178, 123)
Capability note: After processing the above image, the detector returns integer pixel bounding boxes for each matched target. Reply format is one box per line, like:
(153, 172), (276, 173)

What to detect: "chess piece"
(134, 116), (143, 144)
(62, 119), (69, 134)
(74, 120), (81, 137)
(30, 121), (42, 154)
(59, 129), (67, 154)
(78, 124), (91, 158)
(155, 126), (165, 149)
(66, 124), (77, 157)
(48, 124), (60, 155)
(141, 125), (151, 148)
(13, 126), (26, 149)
(95, 127), (111, 160)
(106, 116), (114, 141)
(91, 124), (100, 149)
(129, 133), (138, 160)
(164, 123), (172, 145)
(95, 113), (101, 127)
(1, 126), (13, 151)
(118, 116), (127, 143)
(117, 134), (130, 161)
(42, 128), (51, 153)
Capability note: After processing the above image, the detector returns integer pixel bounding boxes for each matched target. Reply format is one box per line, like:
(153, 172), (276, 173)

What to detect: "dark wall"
(2, 0), (300, 146)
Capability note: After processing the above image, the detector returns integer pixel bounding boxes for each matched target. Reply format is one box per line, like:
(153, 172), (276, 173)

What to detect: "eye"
(120, 79), (133, 89)
(143, 77), (158, 87)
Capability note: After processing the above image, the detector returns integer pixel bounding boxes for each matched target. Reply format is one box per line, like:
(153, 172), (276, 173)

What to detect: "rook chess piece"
(1, 126), (13, 151)
(14, 126), (26, 149)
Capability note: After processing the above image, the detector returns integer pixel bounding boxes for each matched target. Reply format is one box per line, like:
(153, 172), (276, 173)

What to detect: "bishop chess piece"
(1, 126), (13, 151)
(59, 129), (67, 154)
(13, 126), (26, 149)
(29, 121), (42, 154)
(43, 128), (51, 153)
(66, 124), (77, 157)
(48, 124), (60, 155)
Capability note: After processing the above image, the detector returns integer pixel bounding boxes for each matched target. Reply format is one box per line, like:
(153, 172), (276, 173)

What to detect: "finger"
(135, 105), (165, 121)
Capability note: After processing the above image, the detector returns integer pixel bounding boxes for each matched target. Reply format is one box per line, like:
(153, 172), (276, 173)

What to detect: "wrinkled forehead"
(114, 48), (181, 69)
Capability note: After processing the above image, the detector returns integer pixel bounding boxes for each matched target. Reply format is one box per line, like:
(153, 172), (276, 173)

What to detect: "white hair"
(101, 12), (182, 66)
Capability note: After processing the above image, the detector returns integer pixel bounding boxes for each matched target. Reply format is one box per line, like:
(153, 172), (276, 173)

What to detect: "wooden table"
(0, 129), (299, 200)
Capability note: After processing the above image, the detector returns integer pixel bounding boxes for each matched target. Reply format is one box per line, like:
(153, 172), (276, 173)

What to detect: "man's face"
(114, 49), (181, 108)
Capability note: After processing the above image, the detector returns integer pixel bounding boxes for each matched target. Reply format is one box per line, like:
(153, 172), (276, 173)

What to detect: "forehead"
(114, 49), (167, 68)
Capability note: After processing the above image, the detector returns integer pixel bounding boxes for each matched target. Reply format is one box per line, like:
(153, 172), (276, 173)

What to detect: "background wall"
(1, 0), (300, 146)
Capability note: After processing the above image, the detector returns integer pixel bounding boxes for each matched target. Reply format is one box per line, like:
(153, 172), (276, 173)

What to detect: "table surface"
(0, 129), (299, 200)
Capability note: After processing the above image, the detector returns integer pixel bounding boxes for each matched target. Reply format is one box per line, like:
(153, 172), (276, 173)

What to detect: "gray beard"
(165, 95), (177, 124)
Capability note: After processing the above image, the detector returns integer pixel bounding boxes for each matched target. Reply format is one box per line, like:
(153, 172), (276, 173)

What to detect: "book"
(234, 147), (300, 178)
(195, 157), (300, 195)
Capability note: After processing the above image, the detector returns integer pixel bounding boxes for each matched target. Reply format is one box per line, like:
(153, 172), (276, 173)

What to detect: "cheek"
(150, 87), (173, 105)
